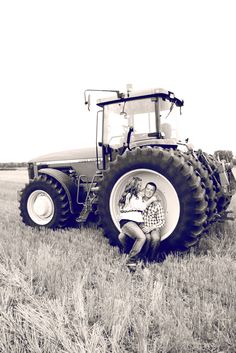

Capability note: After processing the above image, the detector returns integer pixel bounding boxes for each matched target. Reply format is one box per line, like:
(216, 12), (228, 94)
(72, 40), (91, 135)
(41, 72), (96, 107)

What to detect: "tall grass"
(0, 174), (235, 353)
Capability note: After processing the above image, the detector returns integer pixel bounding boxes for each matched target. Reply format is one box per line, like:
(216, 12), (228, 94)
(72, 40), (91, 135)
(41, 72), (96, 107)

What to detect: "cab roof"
(96, 88), (184, 108)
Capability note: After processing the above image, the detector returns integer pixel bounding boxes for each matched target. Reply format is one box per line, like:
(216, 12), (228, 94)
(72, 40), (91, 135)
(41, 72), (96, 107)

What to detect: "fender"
(39, 168), (80, 214)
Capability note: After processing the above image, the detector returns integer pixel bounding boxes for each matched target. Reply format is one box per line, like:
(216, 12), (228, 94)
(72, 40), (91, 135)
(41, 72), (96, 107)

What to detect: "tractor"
(19, 87), (236, 254)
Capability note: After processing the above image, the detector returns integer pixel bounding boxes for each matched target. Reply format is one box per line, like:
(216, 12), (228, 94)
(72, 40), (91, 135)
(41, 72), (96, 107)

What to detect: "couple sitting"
(118, 176), (165, 269)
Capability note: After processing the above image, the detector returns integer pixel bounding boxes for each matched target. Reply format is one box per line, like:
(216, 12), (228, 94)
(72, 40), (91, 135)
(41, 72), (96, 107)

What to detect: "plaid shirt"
(143, 201), (165, 229)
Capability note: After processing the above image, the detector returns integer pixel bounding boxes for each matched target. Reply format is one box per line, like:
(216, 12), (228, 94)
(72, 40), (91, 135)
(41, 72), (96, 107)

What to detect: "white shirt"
(119, 193), (147, 223)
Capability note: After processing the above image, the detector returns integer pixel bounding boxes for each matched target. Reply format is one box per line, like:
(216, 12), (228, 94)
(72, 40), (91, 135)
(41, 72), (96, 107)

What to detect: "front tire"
(19, 174), (71, 228)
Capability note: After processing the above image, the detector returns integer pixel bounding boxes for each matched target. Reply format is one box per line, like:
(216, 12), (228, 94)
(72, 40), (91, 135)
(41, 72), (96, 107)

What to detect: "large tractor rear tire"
(19, 174), (71, 228)
(97, 147), (208, 253)
(202, 152), (232, 214)
(183, 152), (217, 228)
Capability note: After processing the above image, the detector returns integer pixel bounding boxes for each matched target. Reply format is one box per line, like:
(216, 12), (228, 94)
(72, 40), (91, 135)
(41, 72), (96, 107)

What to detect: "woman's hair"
(119, 176), (142, 208)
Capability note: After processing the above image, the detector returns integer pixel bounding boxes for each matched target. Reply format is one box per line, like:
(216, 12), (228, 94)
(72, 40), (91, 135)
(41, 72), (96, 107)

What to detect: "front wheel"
(19, 174), (71, 228)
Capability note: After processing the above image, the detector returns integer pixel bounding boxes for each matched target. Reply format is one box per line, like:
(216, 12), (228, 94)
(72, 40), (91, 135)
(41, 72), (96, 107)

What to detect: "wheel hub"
(109, 169), (180, 241)
(27, 190), (54, 225)
(33, 194), (53, 217)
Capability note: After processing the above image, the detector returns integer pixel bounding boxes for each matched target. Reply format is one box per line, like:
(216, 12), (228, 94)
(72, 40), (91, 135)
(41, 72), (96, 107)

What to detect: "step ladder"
(76, 172), (103, 223)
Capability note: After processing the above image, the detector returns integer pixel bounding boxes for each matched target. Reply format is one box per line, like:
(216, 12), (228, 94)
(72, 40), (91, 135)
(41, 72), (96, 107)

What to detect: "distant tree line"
(0, 162), (27, 169)
(214, 150), (234, 163)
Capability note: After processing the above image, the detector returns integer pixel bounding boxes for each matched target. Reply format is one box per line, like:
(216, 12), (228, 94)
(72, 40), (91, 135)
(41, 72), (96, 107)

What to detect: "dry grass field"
(0, 169), (235, 353)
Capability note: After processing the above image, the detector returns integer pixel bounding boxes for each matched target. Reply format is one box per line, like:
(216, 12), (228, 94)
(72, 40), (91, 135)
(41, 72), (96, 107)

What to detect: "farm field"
(0, 169), (236, 353)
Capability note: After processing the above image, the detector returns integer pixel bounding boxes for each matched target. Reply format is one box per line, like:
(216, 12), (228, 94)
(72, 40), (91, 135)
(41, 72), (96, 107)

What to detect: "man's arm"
(151, 201), (165, 230)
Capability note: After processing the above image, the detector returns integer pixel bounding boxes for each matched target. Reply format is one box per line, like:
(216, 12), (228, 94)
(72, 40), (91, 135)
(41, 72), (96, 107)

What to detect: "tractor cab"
(90, 88), (184, 169)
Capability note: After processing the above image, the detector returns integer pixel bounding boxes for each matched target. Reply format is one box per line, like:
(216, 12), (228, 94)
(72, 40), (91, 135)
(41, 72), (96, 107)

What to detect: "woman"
(118, 176), (157, 269)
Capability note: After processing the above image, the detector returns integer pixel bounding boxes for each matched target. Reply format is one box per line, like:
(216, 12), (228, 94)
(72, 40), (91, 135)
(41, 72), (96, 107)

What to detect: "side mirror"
(84, 90), (91, 111)
(85, 94), (91, 111)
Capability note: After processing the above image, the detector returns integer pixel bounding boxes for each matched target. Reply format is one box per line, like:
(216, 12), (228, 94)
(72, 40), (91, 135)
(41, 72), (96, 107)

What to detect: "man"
(140, 182), (165, 261)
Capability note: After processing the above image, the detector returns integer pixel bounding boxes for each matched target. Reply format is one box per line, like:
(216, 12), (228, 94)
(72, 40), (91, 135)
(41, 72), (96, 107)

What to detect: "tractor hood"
(30, 147), (99, 164)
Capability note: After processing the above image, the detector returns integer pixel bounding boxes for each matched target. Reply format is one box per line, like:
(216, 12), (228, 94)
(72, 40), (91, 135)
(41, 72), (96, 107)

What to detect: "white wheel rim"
(109, 169), (180, 241)
(27, 190), (55, 225)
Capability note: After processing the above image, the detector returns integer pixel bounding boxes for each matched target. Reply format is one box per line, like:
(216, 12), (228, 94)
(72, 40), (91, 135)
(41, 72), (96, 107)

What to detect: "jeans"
(141, 228), (161, 261)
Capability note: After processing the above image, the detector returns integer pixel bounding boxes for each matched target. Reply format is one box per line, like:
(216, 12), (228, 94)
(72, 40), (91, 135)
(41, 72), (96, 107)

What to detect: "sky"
(0, 0), (236, 162)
